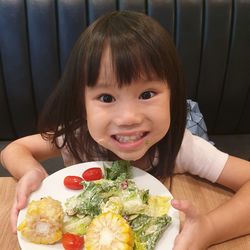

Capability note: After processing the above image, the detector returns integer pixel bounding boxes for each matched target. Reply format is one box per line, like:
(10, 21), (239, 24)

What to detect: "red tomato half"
(82, 167), (103, 181)
(64, 176), (83, 190)
(62, 233), (84, 250)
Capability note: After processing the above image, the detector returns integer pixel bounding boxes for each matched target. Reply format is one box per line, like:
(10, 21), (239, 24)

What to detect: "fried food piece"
(18, 196), (64, 244)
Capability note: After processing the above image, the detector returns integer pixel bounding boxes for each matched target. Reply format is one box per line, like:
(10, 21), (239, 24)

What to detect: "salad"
(63, 160), (172, 250)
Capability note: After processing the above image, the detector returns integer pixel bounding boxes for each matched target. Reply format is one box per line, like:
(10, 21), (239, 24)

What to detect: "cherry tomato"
(64, 176), (83, 190)
(62, 233), (84, 250)
(82, 167), (103, 181)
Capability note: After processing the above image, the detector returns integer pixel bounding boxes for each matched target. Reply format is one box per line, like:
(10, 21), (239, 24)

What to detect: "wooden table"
(1, 175), (250, 250)
(170, 174), (250, 249)
(0, 177), (20, 250)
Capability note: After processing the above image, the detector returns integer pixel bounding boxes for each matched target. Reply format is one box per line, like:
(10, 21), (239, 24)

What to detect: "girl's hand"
(171, 199), (212, 250)
(11, 168), (48, 233)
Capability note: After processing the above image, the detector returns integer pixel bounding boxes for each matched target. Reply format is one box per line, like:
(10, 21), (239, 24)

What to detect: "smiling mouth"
(112, 132), (148, 143)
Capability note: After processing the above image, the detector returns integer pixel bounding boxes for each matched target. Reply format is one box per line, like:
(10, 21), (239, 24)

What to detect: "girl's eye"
(98, 94), (115, 103)
(139, 91), (156, 100)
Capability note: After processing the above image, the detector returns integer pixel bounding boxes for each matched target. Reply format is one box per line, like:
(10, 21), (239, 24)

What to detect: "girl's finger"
(16, 192), (28, 210)
(10, 198), (19, 233)
(173, 234), (182, 250)
(16, 180), (29, 209)
(11, 184), (29, 233)
(171, 199), (198, 219)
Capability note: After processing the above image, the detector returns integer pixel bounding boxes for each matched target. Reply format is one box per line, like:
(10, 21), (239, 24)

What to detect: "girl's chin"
(113, 151), (146, 162)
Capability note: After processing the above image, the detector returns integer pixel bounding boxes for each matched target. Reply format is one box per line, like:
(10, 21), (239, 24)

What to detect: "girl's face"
(85, 48), (171, 161)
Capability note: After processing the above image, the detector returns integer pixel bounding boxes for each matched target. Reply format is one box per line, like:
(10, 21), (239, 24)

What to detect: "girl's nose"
(113, 104), (143, 127)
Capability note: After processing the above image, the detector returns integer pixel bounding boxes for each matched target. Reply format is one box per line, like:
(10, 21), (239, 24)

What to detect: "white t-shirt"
(59, 129), (228, 183)
(175, 129), (228, 182)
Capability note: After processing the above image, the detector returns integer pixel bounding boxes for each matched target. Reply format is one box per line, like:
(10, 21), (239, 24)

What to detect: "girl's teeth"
(115, 133), (144, 143)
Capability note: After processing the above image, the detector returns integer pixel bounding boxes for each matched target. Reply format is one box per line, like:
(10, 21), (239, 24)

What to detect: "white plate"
(17, 161), (180, 250)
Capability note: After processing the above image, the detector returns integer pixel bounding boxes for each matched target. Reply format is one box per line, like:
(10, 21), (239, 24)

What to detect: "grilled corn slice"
(17, 196), (64, 244)
(85, 212), (134, 250)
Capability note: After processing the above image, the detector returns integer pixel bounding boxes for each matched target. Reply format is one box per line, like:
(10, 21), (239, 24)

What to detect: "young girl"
(1, 10), (250, 249)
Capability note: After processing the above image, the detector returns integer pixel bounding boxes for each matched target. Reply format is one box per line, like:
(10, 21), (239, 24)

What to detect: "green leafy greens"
(64, 160), (172, 249)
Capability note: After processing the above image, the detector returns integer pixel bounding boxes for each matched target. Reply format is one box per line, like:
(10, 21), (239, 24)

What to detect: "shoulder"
(175, 129), (229, 182)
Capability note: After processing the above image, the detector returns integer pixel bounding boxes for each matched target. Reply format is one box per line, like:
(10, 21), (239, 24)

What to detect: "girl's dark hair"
(39, 11), (186, 180)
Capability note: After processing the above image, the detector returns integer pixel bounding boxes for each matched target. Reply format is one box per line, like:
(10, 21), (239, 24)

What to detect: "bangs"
(83, 11), (170, 87)
(109, 37), (168, 86)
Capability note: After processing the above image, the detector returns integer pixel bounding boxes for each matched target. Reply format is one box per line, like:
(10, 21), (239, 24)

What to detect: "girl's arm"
(172, 156), (250, 249)
(0, 134), (61, 179)
(205, 156), (250, 243)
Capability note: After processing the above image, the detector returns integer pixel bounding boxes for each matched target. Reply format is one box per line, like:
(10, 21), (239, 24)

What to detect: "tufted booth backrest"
(0, 0), (250, 140)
